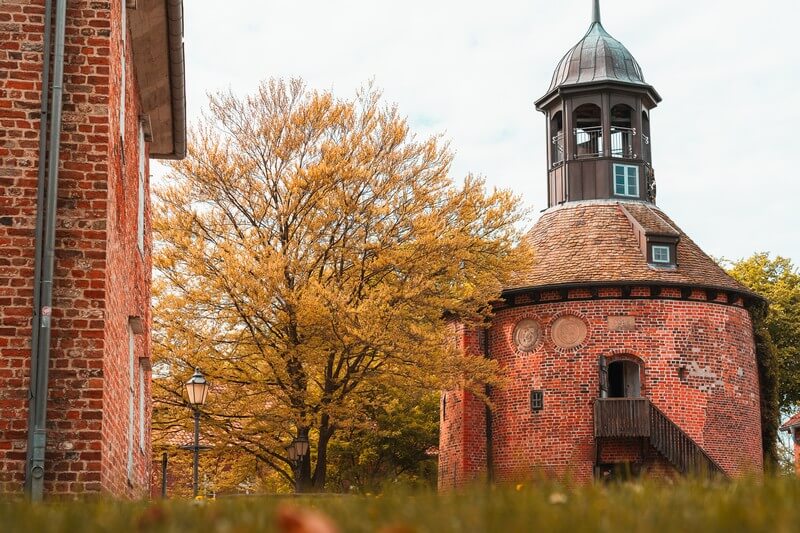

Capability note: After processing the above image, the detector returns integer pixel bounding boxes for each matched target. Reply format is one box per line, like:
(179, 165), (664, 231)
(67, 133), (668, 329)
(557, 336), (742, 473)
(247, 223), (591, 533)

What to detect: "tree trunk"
(312, 416), (334, 491)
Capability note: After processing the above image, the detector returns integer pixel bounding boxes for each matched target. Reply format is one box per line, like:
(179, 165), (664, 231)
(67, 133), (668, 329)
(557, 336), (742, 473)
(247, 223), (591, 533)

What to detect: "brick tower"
(438, 1), (764, 488)
(0, 1), (186, 497)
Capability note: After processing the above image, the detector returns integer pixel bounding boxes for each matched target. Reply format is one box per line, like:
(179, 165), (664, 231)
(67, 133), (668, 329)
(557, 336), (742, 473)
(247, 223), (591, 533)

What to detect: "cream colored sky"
(156, 0), (800, 262)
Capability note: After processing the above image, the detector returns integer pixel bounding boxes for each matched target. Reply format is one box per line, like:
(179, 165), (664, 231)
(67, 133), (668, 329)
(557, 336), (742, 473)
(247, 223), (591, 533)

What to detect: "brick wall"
(439, 292), (762, 488)
(0, 0), (152, 497)
(596, 438), (676, 480)
(438, 323), (487, 489)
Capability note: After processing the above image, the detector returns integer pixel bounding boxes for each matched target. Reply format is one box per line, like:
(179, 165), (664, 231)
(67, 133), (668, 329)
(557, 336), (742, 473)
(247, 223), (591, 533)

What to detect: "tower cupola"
(536, 0), (662, 207)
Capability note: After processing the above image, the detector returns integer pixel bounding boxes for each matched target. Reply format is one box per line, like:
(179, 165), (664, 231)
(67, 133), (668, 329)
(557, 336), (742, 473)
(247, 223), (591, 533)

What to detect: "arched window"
(574, 104), (602, 158)
(610, 104), (634, 158)
(608, 359), (641, 398)
(550, 111), (564, 164)
(641, 110), (651, 162)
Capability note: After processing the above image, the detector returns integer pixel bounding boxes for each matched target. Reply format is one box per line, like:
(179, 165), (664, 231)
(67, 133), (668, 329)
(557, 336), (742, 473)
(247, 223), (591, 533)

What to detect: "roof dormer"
(619, 203), (679, 269)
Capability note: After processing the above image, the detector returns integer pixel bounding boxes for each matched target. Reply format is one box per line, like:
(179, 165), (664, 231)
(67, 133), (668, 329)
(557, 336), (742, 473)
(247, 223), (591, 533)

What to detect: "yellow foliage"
(151, 78), (531, 491)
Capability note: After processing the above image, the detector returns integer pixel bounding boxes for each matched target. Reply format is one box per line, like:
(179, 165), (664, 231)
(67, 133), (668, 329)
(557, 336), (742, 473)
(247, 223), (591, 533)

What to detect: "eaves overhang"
(129, 0), (186, 160)
(780, 414), (800, 432)
(534, 80), (662, 113)
(499, 280), (767, 311)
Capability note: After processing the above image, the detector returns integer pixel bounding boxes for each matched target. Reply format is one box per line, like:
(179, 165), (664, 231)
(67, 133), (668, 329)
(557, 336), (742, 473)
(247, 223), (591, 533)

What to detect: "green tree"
(726, 253), (800, 468)
(326, 390), (440, 493)
(727, 253), (800, 409)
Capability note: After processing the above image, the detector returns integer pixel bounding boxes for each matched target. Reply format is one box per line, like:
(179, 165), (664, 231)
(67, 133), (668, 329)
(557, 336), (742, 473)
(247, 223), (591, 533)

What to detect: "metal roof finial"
(592, 0), (602, 25)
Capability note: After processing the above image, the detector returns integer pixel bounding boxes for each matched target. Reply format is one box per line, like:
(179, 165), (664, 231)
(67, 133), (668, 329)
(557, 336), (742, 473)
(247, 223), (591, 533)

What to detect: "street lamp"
(185, 368), (209, 498)
(285, 434), (310, 493)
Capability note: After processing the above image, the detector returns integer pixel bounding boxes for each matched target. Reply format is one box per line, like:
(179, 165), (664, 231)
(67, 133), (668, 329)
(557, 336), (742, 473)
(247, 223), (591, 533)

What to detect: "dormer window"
(614, 164), (639, 198)
(651, 245), (670, 264)
(648, 242), (676, 267)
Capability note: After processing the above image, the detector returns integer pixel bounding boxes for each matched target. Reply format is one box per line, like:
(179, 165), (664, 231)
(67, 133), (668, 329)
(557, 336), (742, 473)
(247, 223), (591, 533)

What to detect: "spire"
(592, 0), (601, 25)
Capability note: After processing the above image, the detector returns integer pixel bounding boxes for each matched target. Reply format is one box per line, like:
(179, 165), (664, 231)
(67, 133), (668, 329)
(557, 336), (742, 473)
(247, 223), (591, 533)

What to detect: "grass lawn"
(1, 477), (799, 532)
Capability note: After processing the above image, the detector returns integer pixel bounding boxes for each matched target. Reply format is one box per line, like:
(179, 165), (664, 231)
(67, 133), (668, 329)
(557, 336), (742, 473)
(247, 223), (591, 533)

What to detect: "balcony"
(610, 127), (635, 158)
(642, 132), (651, 162)
(574, 126), (603, 159)
(594, 398), (649, 437)
(572, 126), (638, 160)
(552, 132), (565, 164)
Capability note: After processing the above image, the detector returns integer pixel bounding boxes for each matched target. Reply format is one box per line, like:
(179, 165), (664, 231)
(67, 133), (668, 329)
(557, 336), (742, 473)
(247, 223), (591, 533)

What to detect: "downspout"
(25, 0), (68, 501)
(483, 328), (493, 483)
(24, 0), (53, 498)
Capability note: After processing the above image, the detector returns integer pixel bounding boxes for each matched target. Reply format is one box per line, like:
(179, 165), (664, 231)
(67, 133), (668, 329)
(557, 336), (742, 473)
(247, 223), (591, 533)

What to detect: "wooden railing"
(594, 398), (727, 477)
(594, 398), (649, 437)
(648, 402), (725, 477)
(610, 126), (636, 158)
(574, 126), (603, 159)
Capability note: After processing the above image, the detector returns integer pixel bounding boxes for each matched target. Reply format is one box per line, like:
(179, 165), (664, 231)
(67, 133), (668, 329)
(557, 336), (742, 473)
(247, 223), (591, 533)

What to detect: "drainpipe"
(24, 0), (53, 498)
(483, 328), (493, 483)
(25, 0), (68, 501)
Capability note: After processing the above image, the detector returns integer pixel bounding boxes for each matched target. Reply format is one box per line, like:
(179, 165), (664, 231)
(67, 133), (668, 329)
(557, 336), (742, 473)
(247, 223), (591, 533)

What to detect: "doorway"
(608, 360), (641, 398)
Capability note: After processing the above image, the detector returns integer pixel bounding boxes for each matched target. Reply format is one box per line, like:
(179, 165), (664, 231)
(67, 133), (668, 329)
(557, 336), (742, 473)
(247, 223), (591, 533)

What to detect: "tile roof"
(505, 200), (755, 296)
(154, 428), (212, 449)
(780, 412), (800, 431)
(620, 203), (679, 237)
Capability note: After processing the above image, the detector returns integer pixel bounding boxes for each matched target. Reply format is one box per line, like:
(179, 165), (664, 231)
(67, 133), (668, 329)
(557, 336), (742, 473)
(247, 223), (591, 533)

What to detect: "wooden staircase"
(594, 398), (726, 477)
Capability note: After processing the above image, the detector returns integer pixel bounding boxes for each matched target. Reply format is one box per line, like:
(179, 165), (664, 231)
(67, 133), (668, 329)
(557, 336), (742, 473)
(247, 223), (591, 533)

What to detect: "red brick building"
(780, 413), (800, 476)
(439, 2), (764, 488)
(0, 0), (186, 497)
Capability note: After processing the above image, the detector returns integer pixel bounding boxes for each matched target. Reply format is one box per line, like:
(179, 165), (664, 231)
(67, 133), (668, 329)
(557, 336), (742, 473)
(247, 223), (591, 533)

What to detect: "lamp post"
(285, 434), (310, 493)
(185, 368), (209, 498)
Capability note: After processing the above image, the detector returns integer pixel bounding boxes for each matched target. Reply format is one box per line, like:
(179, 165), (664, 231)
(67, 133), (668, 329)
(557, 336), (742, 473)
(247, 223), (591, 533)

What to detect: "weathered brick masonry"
(438, 323), (487, 490)
(440, 293), (763, 486)
(489, 296), (760, 482)
(0, 0), (184, 497)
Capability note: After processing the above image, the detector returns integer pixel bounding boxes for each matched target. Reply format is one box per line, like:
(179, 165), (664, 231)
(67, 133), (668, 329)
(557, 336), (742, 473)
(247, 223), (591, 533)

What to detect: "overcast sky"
(160, 0), (800, 263)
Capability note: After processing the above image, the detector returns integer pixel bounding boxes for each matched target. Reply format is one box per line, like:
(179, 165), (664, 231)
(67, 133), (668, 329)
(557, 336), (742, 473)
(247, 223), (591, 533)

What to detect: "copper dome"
(547, 21), (647, 94)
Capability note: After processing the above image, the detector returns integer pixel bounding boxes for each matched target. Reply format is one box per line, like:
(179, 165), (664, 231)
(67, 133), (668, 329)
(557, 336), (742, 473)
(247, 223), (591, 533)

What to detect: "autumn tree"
(152, 79), (529, 491)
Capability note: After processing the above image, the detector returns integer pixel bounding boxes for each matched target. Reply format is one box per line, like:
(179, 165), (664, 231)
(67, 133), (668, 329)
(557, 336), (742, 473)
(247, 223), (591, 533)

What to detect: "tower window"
(574, 104), (602, 159)
(530, 390), (544, 412)
(551, 111), (564, 165)
(614, 164), (639, 197)
(651, 245), (670, 264)
(647, 242), (676, 267)
(610, 104), (635, 158)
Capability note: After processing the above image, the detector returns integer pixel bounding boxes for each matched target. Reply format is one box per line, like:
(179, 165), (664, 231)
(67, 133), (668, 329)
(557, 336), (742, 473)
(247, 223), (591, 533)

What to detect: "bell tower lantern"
(535, 0), (662, 207)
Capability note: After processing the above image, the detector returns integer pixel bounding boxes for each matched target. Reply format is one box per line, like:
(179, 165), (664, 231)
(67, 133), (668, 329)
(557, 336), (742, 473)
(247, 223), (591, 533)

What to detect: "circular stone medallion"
(551, 315), (588, 349)
(513, 319), (542, 352)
